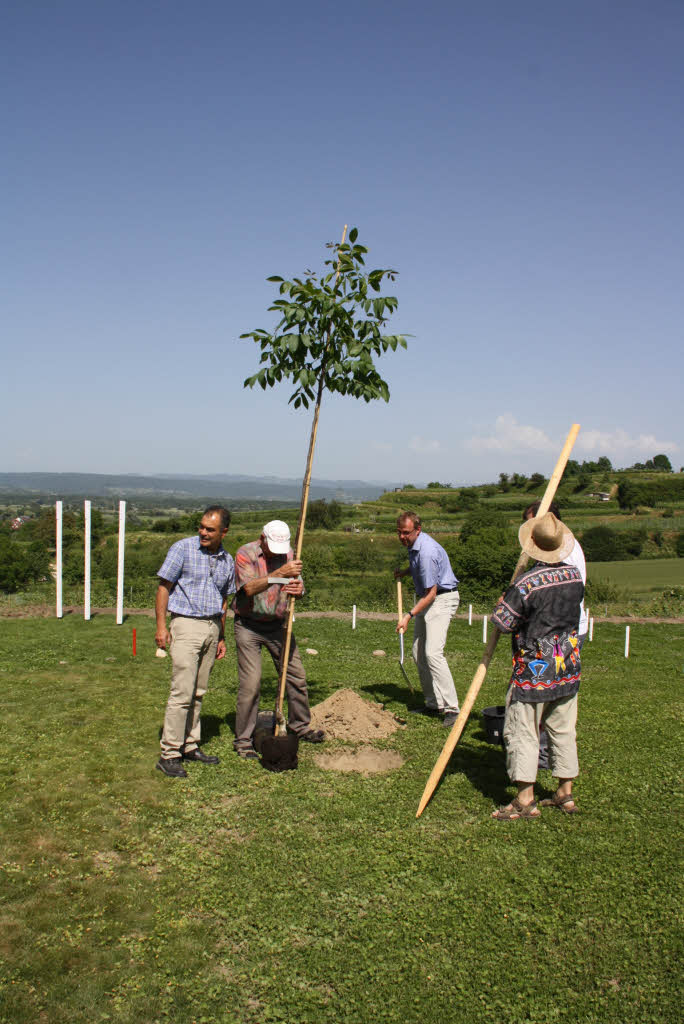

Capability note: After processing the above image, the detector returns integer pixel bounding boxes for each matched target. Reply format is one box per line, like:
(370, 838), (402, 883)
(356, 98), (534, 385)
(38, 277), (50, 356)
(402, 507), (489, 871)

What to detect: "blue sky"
(3, 0), (683, 484)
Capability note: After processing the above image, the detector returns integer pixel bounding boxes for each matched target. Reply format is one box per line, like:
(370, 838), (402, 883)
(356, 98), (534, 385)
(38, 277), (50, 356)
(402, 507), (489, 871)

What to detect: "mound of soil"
(315, 746), (404, 775)
(309, 688), (403, 743)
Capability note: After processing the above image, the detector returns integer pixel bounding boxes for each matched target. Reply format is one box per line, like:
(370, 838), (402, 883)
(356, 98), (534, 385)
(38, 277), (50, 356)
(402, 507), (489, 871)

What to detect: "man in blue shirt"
(155, 506), (236, 778)
(395, 512), (461, 726)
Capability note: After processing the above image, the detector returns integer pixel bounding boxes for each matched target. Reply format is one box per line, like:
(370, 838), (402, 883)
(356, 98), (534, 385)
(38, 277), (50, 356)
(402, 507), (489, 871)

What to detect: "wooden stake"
(274, 225), (348, 734)
(415, 423), (581, 817)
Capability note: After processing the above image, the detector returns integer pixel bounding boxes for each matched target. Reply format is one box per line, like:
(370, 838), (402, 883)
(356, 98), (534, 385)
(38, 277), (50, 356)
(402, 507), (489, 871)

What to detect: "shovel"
(396, 580), (415, 693)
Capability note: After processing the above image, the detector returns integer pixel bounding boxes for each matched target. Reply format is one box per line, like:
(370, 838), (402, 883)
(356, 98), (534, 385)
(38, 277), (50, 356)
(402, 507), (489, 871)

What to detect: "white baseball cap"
(262, 520), (291, 554)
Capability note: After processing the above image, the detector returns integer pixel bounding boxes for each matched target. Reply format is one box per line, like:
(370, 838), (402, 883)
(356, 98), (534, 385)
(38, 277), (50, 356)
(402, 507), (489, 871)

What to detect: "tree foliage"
(0, 529), (50, 592)
(241, 228), (407, 410)
(306, 499), (343, 530)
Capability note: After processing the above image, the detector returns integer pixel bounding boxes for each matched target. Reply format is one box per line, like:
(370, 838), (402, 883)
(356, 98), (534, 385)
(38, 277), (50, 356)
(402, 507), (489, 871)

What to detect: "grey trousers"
(412, 590), (460, 712)
(233, 617), (311, 751)
(160, 615), (220, 758)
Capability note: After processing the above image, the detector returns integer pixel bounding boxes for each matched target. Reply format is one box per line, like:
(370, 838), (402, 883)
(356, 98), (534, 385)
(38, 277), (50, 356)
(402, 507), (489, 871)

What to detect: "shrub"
(676, 533), (684, 558)
(581, 525), (645, 562)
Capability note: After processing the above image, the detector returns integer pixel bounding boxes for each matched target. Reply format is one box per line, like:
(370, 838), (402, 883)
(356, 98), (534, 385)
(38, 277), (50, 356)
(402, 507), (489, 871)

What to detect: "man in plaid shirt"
(155, 506), (235, 778)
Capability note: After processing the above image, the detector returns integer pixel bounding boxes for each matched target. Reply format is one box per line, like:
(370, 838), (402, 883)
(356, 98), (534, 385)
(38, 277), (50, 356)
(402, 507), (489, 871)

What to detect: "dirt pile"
(309, 688), (403, 743)
(315, 746), (404, 775)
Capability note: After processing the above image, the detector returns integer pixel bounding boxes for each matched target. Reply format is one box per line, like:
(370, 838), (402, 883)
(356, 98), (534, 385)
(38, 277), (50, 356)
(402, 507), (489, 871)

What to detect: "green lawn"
(588, 557), (684, 594)
(1, 615), (682, 1024)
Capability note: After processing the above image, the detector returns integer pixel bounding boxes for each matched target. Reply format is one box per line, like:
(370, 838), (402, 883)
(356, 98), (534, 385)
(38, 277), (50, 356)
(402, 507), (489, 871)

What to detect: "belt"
(435, 588), (458, 595)
(170, 612), (222, 620)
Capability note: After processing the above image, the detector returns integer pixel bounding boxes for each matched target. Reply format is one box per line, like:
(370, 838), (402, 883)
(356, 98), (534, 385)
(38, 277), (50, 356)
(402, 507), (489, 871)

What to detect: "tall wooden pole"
(415, 423), (581, 817)
(274, 225), (348, 734)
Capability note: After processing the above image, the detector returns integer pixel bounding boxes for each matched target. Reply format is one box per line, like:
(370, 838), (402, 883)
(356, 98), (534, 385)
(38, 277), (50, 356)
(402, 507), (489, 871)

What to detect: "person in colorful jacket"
(490, 511), (584, 820)
(522, 500), (588, 770)
(231, 520), (324, 758)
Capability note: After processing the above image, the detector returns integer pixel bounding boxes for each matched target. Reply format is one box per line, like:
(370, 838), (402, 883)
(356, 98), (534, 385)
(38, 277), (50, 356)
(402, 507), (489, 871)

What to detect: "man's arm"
(155, 580), (173, 648)
(396, 584), (437, 633)
(240, 559), (303, 598)
(216, 596), (228, 660)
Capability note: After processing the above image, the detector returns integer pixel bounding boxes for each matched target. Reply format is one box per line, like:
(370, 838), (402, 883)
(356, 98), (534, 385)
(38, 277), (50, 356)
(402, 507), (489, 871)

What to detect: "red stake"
(132, 628), (137, 656)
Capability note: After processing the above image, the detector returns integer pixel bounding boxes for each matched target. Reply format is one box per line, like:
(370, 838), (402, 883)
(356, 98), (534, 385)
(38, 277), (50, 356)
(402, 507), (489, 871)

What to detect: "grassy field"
(1, 614), (682, 1024)
(588, 557), (684, 594)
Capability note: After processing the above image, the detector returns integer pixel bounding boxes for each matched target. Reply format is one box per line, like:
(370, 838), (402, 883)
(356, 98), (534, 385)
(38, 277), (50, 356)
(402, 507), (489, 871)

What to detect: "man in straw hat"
(489, 511), (584, 820)
(522, 500), (588, 770)
(231, 520), (324, 759)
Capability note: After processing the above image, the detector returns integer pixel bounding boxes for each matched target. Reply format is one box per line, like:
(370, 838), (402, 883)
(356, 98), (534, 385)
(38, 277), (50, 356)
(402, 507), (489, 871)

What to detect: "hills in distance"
(0, 472), (400, 504)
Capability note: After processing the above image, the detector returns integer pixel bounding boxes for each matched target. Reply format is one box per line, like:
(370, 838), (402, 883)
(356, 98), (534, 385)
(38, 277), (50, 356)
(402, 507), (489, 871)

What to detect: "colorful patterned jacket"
(491, 561), (584, 704)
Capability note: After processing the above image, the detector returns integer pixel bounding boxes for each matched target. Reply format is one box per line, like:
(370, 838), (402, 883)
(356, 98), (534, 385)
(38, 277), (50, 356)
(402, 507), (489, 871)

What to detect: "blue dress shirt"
(408, 532), (458, 598)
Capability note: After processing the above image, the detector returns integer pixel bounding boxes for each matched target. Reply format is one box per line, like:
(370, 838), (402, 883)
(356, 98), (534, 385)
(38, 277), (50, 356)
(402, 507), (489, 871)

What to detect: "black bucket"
(482, 705), (506, 746)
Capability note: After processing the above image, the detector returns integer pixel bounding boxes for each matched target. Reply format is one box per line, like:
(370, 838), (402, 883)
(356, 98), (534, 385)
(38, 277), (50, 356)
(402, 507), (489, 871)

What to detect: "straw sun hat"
(518, 511), (575, 564)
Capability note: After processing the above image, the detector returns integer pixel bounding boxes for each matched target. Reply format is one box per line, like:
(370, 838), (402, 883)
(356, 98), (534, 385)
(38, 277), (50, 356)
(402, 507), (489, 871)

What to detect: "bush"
(452, 508), (519, 602)
(307, 500), (343, 530)
(581, 525), (645, 562)
(676, 533), (684, 558)
(0, 533), (51, 593)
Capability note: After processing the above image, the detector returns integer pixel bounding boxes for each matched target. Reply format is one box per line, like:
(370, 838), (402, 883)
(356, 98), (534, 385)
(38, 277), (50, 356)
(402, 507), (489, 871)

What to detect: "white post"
(55, 501), (63, 619)
(84, 500), (91, 621)
(352, 604), (357, 630)
(116, 500), (126, 625)
(624, 625), (630, 658)
(589, 617), (594, 642)
(482, 615), (487, 643)
(468, 603), (472, 626)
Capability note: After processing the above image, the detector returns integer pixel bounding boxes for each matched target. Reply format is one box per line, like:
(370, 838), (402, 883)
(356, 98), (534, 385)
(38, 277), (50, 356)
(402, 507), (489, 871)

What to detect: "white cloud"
(464, 415), (556, 454)
(464, 416), (679, 458)
(577, 430), (678, 455)
(409, 435), (442, 454)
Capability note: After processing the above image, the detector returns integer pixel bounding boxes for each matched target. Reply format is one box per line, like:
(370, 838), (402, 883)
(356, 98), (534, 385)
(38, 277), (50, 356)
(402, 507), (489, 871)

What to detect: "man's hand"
(155, 627), (171, 649)
(278, 559), (303, 579)
(396, 613), (411, 635)
(283, 579), (304, 597)
(216, 638), (227, 660)
(393, 567), (409, 581)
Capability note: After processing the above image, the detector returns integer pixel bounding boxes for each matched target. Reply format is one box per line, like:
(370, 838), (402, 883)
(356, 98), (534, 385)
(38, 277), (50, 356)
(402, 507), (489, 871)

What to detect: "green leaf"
(266, 275), (284, 282)
(348, 227), (358, 243)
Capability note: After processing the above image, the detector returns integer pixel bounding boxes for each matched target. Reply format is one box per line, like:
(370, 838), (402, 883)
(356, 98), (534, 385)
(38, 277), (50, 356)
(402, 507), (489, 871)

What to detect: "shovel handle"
(397, 579), (403, 624)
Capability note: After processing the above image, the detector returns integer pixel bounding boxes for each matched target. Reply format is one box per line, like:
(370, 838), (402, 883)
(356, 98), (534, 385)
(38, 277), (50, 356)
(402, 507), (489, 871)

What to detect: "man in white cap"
(231, 520), (324, 758)
(489, 511), (584, 820)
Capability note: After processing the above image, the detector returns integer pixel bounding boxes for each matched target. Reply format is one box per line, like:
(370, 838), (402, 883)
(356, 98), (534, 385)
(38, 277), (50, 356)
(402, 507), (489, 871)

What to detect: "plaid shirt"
(158, 537), (235, 617)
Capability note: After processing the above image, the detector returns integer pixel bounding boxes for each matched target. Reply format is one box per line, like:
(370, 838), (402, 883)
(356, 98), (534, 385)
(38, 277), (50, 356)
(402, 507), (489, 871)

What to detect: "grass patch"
(1, 615), (682, 1023)
(588, 557), (684, 594)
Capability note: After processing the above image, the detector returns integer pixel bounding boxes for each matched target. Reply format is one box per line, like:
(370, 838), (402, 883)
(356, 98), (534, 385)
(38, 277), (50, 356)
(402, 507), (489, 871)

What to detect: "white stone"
(155, 648), (168, 658)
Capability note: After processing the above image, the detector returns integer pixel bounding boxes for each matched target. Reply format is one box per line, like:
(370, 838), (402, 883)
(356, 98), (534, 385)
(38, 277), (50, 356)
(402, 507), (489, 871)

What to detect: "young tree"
(241, 227), (407, 729)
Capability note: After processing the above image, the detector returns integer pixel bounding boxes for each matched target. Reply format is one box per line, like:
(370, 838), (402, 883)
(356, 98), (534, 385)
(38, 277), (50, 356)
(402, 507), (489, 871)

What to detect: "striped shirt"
(158, 537), (235, 617)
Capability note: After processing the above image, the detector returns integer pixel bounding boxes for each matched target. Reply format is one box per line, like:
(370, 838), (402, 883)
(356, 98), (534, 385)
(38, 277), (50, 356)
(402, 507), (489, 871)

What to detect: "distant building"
(588, 492), (611, 501)
(10, 515), (31, 530)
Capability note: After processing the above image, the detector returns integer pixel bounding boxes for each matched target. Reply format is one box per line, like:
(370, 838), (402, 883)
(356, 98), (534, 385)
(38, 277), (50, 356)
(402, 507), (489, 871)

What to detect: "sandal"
(298, 729), (325, 744)
(491, 797), (541, 821)
(539, 792), (578, 814)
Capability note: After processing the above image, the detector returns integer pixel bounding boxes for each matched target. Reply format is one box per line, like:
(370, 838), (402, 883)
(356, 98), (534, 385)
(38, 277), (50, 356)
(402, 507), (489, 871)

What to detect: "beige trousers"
(504, 688), (579, 784)
(160, 615), (220, 759)
(412, 590), (460, 712)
